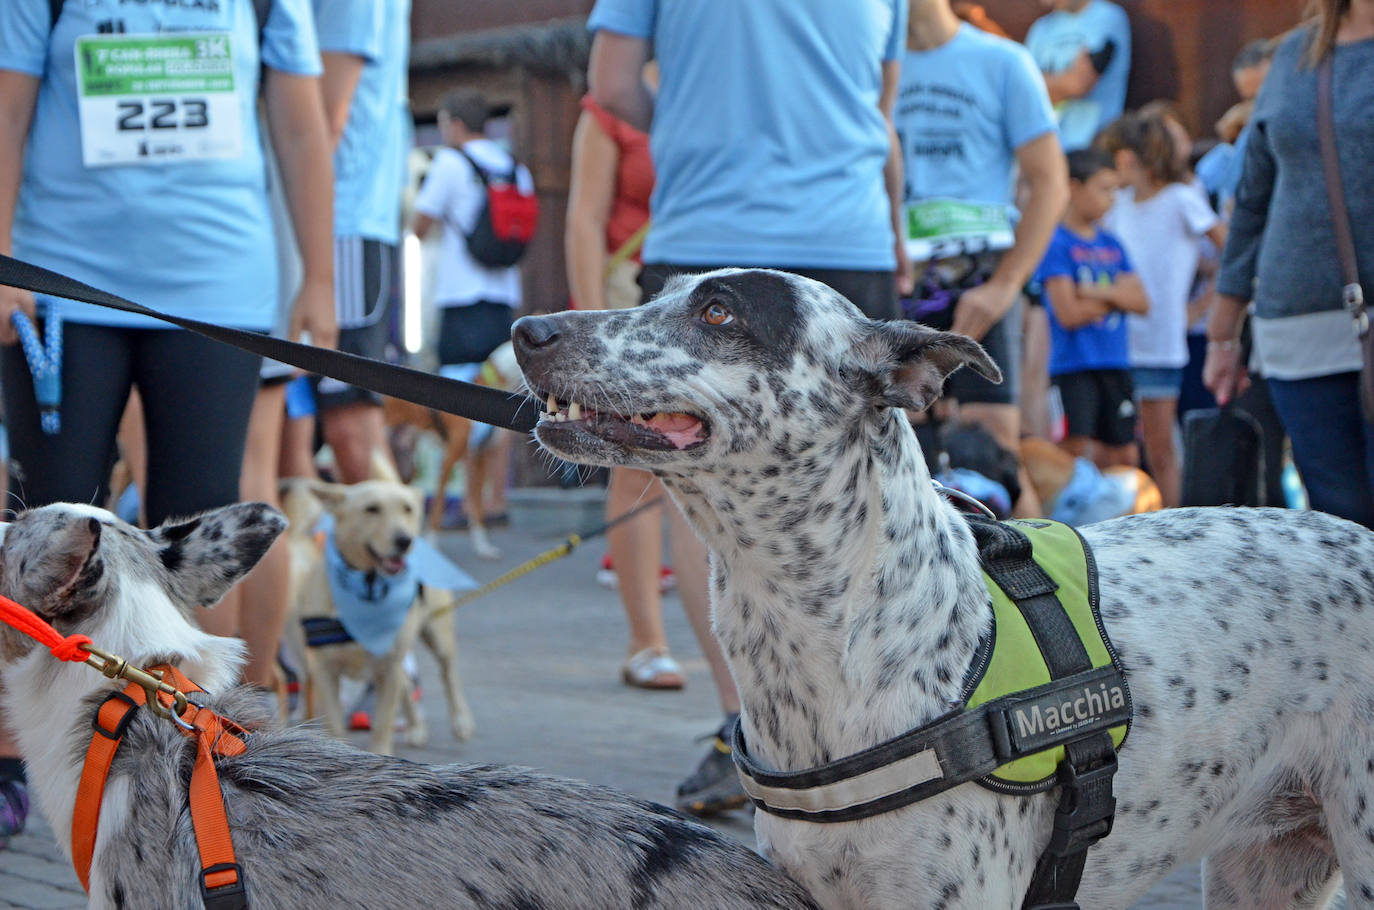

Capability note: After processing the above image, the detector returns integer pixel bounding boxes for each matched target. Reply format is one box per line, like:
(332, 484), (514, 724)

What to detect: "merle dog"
(0, 502), (818, 910)
(513, 267), (1374, 910)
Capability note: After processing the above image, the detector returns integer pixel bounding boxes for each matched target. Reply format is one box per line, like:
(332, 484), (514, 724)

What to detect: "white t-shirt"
(1104, 183), (1217, 370)
(414, 139), (534, 308)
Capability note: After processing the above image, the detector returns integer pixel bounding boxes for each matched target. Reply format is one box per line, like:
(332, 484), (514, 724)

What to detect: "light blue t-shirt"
(315, 0), (411, 244)
(587, 0), (906, 270)
(1025, 0), (1132, 152)
(0, 0), (320, 330)
(897, 25), (1056, 260)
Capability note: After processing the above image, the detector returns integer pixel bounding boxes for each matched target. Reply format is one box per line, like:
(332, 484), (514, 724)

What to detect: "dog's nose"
(395, 532), (413, 553)
(512, 315), (561, 354)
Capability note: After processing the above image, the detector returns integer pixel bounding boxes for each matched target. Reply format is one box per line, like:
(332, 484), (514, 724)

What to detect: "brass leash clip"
(82, 644), (193, 728)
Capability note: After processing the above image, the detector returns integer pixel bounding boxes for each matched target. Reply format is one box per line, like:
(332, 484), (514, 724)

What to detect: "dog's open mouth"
(536, 393), (709, 451)
(367, 544), (408, 576)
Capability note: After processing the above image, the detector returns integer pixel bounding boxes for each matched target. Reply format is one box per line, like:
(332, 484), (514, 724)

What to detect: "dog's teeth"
(546, 393), (558, 415)
(569, 401), (583, 420)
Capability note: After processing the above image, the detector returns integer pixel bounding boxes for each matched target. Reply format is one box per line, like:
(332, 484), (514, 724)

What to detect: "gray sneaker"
(674, 715), (749, 816)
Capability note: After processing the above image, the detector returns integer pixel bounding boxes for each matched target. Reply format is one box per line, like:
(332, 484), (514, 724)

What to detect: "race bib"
(74, 32), (243, 168)
(906, 199), (1015, 262)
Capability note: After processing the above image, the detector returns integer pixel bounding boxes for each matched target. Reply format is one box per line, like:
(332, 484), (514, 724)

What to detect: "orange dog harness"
(72, 665), (250, 909)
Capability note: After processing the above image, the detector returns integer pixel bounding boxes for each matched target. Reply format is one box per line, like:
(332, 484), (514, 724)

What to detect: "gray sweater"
(1217, 28), (1374, 320)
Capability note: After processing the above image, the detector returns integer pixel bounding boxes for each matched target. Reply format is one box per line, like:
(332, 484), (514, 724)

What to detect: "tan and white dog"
(281, 476), (475, 755)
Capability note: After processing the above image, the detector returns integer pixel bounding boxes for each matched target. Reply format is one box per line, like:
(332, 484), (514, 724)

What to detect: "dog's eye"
(701, 301), (733, 327)
(364, 504), (381, 515)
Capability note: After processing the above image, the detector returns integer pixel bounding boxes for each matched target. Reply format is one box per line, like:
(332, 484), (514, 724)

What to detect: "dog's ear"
(305, 480), (349, 512)
(849, 321), (1001, 412)
(147, 503), (286, 607)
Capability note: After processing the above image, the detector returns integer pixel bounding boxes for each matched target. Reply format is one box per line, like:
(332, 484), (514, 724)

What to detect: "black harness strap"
(968, 516), (1119, 910)
(0, 254), (540, 434)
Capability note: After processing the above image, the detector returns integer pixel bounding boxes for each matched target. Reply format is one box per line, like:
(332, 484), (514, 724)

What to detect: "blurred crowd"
(0, 0), (1371, 846)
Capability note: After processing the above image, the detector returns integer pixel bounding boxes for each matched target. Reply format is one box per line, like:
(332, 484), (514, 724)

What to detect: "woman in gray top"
(1205, 0), (1374, 528)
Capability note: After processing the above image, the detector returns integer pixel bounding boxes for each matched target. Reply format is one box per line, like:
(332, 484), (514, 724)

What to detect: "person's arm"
(588, 31), (653, 133)
(1043, 49), (1101, 104)
(412, 210), (437, 239)
(565, 109), (620, 311)
(0, 71), (38, 345)
(319, 52), (365, 150)
(880, 59), (914, 297)
(951, 131), (1068, 340)
(1043, 275), (1111, 329)
(1079, 271), (1148, 314)
(265, 68), (338, 350)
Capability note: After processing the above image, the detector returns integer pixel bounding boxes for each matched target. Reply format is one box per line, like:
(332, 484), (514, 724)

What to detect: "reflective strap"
(737, 747), (943, 815)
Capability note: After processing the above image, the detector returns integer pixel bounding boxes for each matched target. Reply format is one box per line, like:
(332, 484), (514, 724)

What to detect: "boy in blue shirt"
(1037, 148), (1148, 467)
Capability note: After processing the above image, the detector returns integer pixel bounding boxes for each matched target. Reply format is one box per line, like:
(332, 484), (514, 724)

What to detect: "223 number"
(116, 99), (209, 131)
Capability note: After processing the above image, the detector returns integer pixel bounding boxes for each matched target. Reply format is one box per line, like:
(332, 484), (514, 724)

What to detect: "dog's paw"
(473, 541), (502, 561)
(403, 720), (430, 749)
(451, 712), (476, 743)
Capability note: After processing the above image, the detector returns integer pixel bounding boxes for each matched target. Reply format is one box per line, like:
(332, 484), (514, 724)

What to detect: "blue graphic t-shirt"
(1025, 0), (1132, 152)
(896, 25), (1056, 262)
(1037, 224), (1134, 375)
(588, 0), (906, 270)
(0, 0), (321, 330)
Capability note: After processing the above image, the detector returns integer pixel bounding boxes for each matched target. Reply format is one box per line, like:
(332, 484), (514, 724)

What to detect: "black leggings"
(2, 323), (260, 526)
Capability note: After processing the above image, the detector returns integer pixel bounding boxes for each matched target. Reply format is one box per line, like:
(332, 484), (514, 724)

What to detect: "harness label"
(1002, 672), (1130, 756)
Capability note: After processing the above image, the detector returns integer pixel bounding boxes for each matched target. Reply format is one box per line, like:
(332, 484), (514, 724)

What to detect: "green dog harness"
(732, 504), (1131, 910)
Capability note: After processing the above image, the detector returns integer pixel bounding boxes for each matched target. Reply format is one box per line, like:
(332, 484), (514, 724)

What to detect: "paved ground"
(0, 492), (1347, 908)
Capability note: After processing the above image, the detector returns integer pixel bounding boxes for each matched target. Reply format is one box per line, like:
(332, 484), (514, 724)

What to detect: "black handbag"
(1317, 54), (1373, 422)
(1181, 405), (1265, 507)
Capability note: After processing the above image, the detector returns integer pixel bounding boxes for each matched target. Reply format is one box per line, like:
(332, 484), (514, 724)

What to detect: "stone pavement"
(0, 495), (1348, 909)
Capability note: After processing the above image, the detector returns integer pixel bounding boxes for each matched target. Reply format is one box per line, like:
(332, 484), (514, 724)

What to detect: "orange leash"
(71, 665), (249, 909)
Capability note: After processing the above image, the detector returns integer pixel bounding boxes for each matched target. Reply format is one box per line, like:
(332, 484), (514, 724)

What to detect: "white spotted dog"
(0, 502), (821, 910)
(513, 267), (1374, 910)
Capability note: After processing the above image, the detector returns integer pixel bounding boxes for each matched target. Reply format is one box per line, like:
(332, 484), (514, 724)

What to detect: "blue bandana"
(1048, 458), (1137, 527)
(324, 532), (419, 657)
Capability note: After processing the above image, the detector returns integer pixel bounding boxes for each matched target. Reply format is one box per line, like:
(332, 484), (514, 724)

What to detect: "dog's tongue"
(382, 555), (407, 575)
(646, 412), (704, 449)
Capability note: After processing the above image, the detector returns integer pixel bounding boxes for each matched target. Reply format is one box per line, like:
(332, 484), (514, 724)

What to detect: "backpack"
(50, 0), (271, 34)
(455, 148), (539, 269)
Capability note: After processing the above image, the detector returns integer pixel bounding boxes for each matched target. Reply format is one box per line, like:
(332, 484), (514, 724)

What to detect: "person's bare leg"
(1139, 396), (1181, 508)
(667, 502), (739, 715)
(484, 429), (511, 515)
(1061, 435), (1093, 460)
(607, 468), (670, 657)
(1097, 441), (1139, 469)
(1019, 305), (1052, 439)
(961, 401), (1043, 518)
(236, 382), (291, 689)
(117, 389), (148, 527)
(279, 412), (317, 479)
(321, 402), (391, 484)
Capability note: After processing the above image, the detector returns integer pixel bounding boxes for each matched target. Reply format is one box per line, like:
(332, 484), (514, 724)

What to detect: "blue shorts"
(1132, 367), (1183, 401)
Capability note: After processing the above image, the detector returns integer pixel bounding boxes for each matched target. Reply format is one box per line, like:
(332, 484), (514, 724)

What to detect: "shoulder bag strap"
(1317, 54), (1365, 320)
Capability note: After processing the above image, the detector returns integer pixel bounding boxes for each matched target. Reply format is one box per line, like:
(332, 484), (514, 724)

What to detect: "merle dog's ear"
(147, 503), (286, 607)
(849, 321), (1002, 412)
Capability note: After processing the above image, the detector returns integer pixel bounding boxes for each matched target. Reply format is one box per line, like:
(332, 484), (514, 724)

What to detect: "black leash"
(0, 254), (540, 433)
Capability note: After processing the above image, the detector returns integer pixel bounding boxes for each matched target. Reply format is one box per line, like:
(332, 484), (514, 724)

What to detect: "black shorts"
(1, 323), (259, 527)
(1054, 369), (1137, 446)
(638, 263), (899, 321)
(437, 301), (515, 366)
(314, 236), (399, 410)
